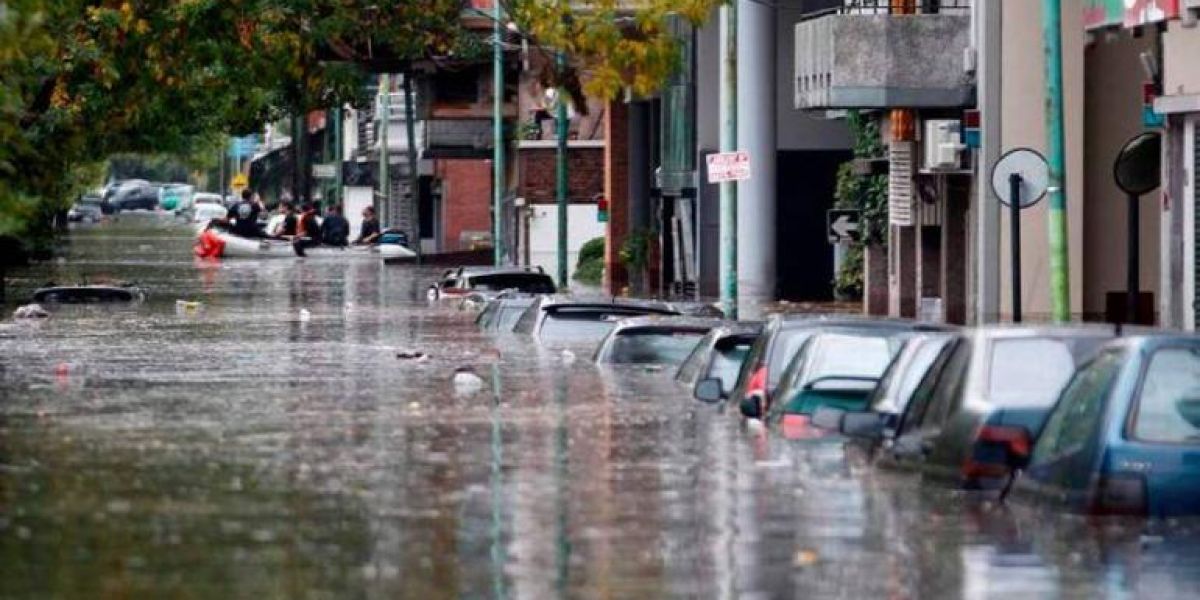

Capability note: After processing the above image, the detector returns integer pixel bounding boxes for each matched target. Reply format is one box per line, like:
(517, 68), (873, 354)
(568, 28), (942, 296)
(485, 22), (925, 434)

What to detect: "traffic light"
(597, 196), (609, 223)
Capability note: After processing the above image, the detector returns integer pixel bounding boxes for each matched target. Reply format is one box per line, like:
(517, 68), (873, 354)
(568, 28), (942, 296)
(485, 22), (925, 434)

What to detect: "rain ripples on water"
(2, 215), (1200, 598)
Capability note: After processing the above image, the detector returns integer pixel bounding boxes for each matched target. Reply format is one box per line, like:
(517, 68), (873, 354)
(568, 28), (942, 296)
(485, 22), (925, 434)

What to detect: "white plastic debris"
(561, 349), (577, 366)
(175, 299), (204, 315)
(452, 368), (485, 396)
(298, 308), (311, 322)
(13, 304), (50, 319)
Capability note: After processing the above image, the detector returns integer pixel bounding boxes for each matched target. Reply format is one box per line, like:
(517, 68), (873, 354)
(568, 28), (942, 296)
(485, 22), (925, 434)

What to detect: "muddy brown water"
(2, 215), (1200, 599)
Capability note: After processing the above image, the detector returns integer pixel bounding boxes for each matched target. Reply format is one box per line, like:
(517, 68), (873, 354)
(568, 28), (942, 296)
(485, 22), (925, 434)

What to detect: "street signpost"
(991, 147), (1049, 323)
(231, 173), (249, 194)
(706, 151), (751, 183)
(826, 209), (862, 244)
(1114, 131), (1162, 324)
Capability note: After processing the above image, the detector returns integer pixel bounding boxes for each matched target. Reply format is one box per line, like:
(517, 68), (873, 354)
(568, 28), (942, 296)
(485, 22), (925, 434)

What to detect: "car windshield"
(539, 313), (619, 342)
(767, 328), (816, 388)
(710, 339), (753, 394)
(469, 273), (556, 293)
(496, 306), (528, 332)
(1133, 346), (1200, 443)
(872, 337), (951, 414)
(606, 329), (707, 365)
(800, 333), (900, 387)
(987, 338), (1077, 408)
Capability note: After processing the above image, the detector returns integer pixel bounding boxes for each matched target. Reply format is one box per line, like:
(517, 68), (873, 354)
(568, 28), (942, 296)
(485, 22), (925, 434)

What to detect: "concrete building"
(603, 0), (853, 315)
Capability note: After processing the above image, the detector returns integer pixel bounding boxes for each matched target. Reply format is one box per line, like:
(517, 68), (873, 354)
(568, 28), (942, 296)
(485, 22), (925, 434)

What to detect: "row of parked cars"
(439, 266), (1200, 519)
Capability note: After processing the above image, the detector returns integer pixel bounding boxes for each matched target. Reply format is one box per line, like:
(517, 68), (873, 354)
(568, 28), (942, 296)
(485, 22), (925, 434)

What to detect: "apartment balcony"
(423, 118), (494, 158)
(794, 1), (972, 110)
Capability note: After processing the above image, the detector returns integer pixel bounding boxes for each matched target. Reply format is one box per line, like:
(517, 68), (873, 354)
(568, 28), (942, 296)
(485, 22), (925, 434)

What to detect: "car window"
(731, 324), (772, 397)
(606, 330), (706, 365)
(1132, 347), (1200, 443)
(767, 328), (816, 389)
(710, 340), (754, 394)
(539, 313), (617, 342)
(468, 274), (556, 294)
(1035, 349), (1125, 460)
(675, 333), (714, 384)
(511, 303), (541, 334)
(871, 337), (950, 415)
(904, 338), (971, 434)
(497, 306), (528, 332)
(988, 338), (1076, 408)
(800, 334), (899, 387)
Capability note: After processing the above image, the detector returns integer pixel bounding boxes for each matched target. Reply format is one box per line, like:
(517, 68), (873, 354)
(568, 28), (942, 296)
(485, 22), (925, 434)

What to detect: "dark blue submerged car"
(1012, 335), (1200, 518)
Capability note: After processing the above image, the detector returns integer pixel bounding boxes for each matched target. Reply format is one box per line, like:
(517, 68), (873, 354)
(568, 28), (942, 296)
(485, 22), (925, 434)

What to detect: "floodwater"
(3, 215), (1200, 599)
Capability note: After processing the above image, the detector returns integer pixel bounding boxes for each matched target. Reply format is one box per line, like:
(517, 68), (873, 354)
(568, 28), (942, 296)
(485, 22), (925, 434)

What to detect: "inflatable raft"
(195, 227), (416, 260)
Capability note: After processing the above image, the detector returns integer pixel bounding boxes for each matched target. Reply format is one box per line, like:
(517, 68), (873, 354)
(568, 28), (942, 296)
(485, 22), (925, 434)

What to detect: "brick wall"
(436, 158), (493, 251)
(516, 147), (605, 203)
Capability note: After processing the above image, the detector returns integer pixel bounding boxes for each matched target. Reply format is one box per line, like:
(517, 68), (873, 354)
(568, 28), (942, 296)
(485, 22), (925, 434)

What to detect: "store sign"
(1084, 0), (1179, 30)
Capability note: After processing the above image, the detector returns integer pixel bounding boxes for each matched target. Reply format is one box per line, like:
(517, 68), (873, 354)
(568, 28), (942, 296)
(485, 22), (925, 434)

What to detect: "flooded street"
(4, 217), (1200, 599)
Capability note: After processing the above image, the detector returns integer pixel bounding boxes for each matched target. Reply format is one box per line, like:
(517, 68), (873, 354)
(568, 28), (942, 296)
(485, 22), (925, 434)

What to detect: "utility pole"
(1042, 0), (1070, 322)
(378, 74), (391, 226)
(492, 1), (505, 266)
(555, 51), (569, 289)
(973, 0), (1001, 324)
(718, 0), (738, 320)
(403, 72), (422, 262)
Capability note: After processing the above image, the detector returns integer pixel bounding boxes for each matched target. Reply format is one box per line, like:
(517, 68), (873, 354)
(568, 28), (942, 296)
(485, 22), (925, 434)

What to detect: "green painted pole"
(492, 2), (505, 266)
(378, 74), (390, 225)
(719, 1), (738, 320)
(556, 51), (569, 289)
(1042, 0), (1070, 322)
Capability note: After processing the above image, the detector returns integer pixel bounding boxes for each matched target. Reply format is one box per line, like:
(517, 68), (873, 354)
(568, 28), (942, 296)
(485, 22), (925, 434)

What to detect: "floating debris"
(13, 304), (50, 319)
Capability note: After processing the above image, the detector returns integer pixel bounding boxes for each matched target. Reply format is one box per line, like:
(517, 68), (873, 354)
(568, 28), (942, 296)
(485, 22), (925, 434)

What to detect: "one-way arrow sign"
(826, 209), (862, 244)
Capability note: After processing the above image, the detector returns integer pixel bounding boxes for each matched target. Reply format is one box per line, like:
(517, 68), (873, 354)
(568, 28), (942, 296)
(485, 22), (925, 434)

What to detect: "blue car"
(1012, 335), (1200, 518)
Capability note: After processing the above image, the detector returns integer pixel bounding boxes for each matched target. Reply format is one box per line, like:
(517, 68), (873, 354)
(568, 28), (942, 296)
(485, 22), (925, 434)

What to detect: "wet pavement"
(3, 215), (1200, 598)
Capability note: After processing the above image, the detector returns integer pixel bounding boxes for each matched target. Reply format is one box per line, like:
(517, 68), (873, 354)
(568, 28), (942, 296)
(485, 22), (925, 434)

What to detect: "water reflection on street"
(3, 215), (1200, 598)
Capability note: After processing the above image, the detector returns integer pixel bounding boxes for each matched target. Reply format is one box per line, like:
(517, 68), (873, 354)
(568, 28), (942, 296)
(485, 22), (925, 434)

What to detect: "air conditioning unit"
(923, 119), (964, 172)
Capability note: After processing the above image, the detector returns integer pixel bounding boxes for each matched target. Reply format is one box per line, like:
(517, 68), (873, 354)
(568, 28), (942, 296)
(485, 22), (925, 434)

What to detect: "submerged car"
(811, 334), (957, 453)
(593, 317), (724, 366)
(750, 326), (926, 439)
(1011, 336), (1200, 517)
(683, 323), (763, 402)
(476, 295), (537, 333)
(427, 267), (556, 301)
(878, 325), (1118, 492)
(728, 315), (948, 421)
(68, 194), (104, 223)
(512, 296), (680, 346)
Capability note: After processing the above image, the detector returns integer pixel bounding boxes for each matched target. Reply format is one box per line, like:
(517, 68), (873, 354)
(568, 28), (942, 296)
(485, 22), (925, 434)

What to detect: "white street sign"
(706, 151), (751, 183)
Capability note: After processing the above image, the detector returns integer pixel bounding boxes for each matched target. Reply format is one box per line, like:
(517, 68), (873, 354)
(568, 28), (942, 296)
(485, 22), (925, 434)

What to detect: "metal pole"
(333, 107), (343, 205)
(1128, 193), (1140, 324)
(1042, 0), (1071, 322)
(718, 0), (738, 320)
(378, 74), (390, 226)
(555, 51), (569, 289)
(403, 72), (422, 262)
(1009, 174), (1022, 323)
(492, 2), (505, 266)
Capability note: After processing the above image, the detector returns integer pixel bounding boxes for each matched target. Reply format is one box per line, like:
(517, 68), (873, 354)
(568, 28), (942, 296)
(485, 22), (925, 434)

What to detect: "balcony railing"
(804, 0), (971, 19)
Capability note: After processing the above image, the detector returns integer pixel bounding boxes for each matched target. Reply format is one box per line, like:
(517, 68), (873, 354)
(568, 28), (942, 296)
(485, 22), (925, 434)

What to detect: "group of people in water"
(222, 189), (382, 256)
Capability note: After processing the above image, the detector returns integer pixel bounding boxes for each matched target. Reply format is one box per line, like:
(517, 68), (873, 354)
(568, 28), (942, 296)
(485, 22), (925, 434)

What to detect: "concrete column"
(890, 225), (917, 318)
(973, 0), (1002, 323)
(736, 0), (776, 318)
(943, 179), (970, 325)
(604, 101), (631, 294)
(864, 244), (888, 316)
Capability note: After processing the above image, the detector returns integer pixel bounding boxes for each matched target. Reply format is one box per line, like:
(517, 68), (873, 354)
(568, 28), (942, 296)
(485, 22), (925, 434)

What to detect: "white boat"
(197, 226), (416, 260)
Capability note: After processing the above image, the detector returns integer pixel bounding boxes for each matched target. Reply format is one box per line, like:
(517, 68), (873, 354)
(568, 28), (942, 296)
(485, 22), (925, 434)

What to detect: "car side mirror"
(811, 406), (846, 431)
(739, 395), (762, 419)
(694, 378), (725, 404)
(841, 412), (884, 439)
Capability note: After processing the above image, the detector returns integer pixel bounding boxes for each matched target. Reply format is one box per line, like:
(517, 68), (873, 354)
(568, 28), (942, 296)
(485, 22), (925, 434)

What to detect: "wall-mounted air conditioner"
(923, 119), (964, 172)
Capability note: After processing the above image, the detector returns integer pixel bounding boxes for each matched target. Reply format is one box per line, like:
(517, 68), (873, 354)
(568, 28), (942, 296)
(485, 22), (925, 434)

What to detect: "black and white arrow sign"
(826, 209), (862, 244)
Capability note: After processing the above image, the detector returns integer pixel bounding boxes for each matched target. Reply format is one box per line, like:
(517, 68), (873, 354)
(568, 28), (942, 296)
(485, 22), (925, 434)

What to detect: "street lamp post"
(555, 51), (569, 289)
